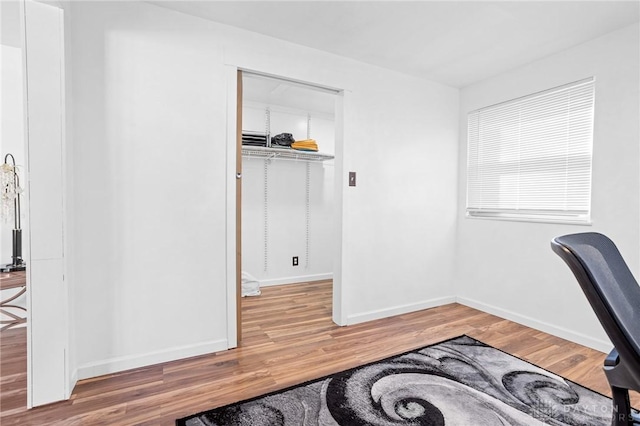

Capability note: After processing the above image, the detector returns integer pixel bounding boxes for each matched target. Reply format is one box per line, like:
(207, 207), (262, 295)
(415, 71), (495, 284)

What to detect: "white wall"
(341, 78), (459, 324)
(242, 158), (334, 286)
(68, 1), (459, 379)
(455, 24), (640, 352)
(70, 2), (230, 379)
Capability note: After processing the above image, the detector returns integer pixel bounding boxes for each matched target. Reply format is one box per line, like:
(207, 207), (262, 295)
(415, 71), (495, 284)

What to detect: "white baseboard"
(66, 368), (78, 399)
(457, 296), (613, 354)
(259, 273), (333, 287)
(347, 296), (457, 325)
(76, 339), (228, 380)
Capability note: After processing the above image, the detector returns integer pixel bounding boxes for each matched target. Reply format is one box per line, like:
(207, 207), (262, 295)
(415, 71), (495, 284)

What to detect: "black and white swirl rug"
(176, 335), (614, 425)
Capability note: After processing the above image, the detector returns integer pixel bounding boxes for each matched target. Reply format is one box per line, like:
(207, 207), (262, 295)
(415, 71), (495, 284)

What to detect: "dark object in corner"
(551, 232), (640, 426)
(271, 133), (295, 147)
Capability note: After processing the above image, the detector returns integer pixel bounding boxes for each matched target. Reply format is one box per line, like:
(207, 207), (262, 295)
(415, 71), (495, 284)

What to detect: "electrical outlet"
(292, 256), (299, 266)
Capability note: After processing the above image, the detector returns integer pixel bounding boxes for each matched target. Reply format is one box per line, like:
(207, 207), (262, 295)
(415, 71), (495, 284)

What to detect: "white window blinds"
(466, 78), (595, 224)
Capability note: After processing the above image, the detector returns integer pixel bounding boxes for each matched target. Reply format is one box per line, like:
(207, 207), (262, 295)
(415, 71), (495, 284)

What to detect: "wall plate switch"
(349, 172), (356, 187)
(293, 256), (299, 266)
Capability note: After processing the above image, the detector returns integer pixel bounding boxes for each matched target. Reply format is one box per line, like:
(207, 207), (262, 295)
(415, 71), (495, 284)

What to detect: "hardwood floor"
(0, 280), (636, 425)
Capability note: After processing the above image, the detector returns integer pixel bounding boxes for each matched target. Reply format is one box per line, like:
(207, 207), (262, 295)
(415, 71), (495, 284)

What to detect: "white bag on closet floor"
(241, 271), (261, 297)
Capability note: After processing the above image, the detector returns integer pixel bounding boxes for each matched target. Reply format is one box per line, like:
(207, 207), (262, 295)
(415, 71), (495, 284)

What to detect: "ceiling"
(150, 1), (640, 88)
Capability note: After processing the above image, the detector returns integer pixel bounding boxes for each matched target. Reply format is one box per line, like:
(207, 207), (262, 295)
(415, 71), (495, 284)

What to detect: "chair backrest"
(551, 232), (640, 381)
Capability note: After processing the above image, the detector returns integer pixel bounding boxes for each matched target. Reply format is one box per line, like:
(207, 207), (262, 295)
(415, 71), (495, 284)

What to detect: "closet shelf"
(242, 146), (334, 162)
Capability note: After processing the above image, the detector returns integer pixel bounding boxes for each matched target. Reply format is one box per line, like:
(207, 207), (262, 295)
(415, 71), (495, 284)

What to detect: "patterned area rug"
(176, 335), (613, 425)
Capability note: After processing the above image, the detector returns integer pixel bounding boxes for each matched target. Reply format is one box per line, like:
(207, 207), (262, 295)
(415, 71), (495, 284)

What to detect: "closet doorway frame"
(225, 67), (347, 347)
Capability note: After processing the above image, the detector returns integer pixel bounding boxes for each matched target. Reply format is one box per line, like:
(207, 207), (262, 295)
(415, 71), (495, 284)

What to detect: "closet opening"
(236, 71), (339, 345)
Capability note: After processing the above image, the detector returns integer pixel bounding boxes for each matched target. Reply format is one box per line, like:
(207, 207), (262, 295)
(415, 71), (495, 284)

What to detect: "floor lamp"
(1, 153), (25, 273)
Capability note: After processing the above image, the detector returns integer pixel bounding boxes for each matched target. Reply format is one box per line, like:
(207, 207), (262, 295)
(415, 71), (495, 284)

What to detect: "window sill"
(465, 212), (592, 226)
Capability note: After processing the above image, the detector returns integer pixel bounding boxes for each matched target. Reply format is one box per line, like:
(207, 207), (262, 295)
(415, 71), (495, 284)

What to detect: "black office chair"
(551, 232), (640, 426)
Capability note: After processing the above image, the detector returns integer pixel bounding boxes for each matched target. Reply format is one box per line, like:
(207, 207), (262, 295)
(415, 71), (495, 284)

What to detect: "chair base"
(611, 386), (640, 426)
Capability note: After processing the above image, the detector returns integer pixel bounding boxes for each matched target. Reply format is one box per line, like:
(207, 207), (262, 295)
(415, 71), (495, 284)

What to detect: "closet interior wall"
(241, 84), (335, 288)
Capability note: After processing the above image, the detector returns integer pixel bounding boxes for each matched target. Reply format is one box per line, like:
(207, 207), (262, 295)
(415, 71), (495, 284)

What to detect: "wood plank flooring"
(1, 280), (637, 425)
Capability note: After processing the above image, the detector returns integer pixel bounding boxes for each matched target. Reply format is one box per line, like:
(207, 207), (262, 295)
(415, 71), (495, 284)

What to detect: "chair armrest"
(606, 348), (620, 367)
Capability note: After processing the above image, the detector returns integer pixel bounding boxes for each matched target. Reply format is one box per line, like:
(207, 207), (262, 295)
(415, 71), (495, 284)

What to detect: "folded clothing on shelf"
(242, 131), (268, 147)
(291, 139), (318, 152)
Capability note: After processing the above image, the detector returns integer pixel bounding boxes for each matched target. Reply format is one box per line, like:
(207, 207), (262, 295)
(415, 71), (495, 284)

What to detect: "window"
(466, 78), (595, 224)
